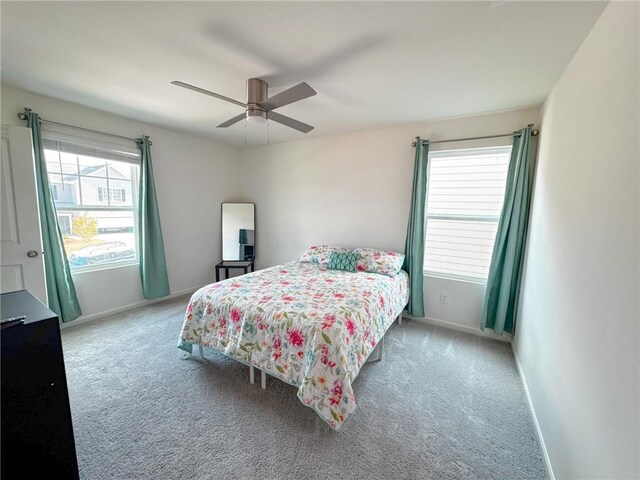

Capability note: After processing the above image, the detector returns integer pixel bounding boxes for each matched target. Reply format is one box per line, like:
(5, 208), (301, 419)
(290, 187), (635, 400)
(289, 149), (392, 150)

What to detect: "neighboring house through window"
(424, 146), (512, 282)
(43, 138), (140, 271)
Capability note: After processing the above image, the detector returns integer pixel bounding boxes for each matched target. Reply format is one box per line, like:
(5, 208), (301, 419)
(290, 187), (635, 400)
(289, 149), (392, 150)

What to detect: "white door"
(1, 125), (47, 303)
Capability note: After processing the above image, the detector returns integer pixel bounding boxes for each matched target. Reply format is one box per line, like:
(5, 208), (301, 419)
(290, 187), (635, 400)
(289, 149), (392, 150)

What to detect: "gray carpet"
(61, 295), (546, 480)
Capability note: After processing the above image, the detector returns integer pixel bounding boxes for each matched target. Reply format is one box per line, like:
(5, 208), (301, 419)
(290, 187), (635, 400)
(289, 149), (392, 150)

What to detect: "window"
(97, 186), (126, 203)
(43, 138), (140, 271)
(424, 146), (512, 282)
(111, 188), (126, 203)
(97, 187), (107, 203)
(57, 213), (72, 236)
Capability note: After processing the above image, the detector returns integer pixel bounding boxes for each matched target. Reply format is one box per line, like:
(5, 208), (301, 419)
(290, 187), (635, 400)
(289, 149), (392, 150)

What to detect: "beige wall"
(238, 106), (539, 333)
(514, 2), (640, 478)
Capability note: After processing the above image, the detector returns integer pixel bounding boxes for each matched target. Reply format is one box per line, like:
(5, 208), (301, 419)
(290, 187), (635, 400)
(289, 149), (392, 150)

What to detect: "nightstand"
(215, 260), (255, 282)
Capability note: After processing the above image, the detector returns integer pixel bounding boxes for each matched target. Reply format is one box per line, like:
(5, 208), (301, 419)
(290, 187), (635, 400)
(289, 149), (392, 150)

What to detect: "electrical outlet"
(440, 292), (450, 304)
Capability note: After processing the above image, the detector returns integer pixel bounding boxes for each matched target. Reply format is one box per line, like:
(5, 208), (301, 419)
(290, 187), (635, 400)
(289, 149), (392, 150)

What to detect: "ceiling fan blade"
(259, 82), (317, 111)
(268, 111), (314, 133)
(171, 81), (246, 108)
(217, 113), (246, 128)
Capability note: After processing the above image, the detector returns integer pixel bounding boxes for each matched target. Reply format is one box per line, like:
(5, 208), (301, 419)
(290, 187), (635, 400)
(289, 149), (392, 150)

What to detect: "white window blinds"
(42, 136), (140, 165)
(424, 146), (512, 281)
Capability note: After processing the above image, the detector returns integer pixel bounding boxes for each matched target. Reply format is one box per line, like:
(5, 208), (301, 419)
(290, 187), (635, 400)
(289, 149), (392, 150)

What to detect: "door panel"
(1, 265), (24, 293)
(0, 126), (46, 304)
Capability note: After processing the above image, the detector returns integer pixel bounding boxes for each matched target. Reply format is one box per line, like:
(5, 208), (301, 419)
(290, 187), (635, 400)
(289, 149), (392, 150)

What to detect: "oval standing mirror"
(222, 203), (255, 261)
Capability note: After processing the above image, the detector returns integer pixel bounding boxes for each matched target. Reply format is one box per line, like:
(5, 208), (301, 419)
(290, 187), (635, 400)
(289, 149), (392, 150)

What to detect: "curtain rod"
(411, 124), (538, 147)
(17, 107), (152, 145)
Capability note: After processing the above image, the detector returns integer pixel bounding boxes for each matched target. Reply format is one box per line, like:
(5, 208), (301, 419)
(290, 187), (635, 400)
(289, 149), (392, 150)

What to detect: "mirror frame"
(221, 202), (255, 262)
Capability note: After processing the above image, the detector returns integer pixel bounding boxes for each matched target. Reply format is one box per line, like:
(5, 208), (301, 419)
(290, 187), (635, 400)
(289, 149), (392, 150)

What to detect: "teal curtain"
(403, 138), (429, 317)
(481, 126), (537, 335)
(27, 112), (82, 323)
(137, 137), (170, 299)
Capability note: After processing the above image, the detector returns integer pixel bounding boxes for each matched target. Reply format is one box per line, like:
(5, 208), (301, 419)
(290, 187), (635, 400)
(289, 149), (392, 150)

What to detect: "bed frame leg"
(366, 335), (385, 364)
(261, 370), (267, 390)
(397, 313), (402, 325)
(250, 365), (255, 385)
(198, 344), (204, 358)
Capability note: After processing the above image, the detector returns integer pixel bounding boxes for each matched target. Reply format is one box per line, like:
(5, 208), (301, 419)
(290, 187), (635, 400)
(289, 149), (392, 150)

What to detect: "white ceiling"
(1, 1), (606, 147)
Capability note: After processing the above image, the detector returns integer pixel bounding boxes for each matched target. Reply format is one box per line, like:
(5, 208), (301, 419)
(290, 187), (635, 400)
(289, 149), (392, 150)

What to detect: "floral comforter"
(178, 262), (409, 430)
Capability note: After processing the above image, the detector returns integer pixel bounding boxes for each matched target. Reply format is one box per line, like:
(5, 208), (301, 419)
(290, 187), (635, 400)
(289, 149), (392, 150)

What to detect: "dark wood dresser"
(1, 290), (79, 479)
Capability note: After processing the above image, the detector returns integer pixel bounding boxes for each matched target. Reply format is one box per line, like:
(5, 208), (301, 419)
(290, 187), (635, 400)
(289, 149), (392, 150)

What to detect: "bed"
(178, 259), (409, 430)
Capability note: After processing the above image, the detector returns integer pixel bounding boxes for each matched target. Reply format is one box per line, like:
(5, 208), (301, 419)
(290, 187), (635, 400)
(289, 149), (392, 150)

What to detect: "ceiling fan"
(172, 78), (317, 133)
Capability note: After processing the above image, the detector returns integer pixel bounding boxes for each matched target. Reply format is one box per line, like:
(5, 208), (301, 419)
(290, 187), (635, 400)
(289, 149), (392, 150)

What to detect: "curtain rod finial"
(17, 107), (32, 121)
(411, 141), (417, 147)
(532, 129), (539, 136)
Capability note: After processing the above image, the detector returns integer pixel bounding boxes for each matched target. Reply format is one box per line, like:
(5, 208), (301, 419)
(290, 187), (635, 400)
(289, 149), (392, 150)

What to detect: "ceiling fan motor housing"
(246, 78), (267, 120)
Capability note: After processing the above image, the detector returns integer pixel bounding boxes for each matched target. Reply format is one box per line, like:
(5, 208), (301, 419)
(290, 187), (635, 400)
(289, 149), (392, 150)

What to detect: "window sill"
(423, 272), (487, 286)
(70, 260), (139, 275)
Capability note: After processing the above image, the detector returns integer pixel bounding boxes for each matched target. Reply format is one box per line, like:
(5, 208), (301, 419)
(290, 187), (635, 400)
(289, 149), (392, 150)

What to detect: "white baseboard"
(512, 346), (555, 480)
(404, 313), (512, 343)
(60, 286), (198, 330)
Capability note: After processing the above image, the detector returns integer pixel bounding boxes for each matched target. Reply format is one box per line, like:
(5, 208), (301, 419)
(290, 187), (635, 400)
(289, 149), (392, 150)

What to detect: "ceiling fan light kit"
(246, 113), (267, 124)
(172, 77), (316, 133)
(246, 78), (268, 123)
